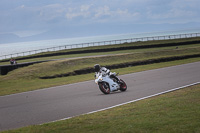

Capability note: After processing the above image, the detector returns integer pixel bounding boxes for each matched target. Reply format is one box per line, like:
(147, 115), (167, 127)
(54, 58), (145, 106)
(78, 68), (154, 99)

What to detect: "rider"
(94, 64), (119, 82)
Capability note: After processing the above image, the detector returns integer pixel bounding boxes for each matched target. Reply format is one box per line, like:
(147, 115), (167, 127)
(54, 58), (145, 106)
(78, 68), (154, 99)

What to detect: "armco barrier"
(1, 39), (200, 63)
(0, 33), (200, 60)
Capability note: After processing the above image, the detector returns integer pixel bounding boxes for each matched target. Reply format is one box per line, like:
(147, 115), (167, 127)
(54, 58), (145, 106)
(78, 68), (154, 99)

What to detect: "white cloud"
(80, 5), (91, 12)
(0, 0), (200, 36)
(115, 9), (140, 19)
(93, 6), (140, 23)
(38, 4), (66, 21)
(65, 5), (91, 20)
(145, 0), (200, 24)
(94, 6), (111, 18)
(65, 4), (140, 23)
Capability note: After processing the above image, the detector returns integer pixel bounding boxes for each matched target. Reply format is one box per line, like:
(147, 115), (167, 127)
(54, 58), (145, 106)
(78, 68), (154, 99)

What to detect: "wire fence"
(1, 32), (200, 60)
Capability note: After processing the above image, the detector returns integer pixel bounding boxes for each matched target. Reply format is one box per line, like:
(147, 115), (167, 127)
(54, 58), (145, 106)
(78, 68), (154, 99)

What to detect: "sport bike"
(95, 73), (127, 94)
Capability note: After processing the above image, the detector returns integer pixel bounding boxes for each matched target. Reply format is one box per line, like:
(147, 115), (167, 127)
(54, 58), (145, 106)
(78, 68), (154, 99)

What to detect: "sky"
(0, 0), (200, 43)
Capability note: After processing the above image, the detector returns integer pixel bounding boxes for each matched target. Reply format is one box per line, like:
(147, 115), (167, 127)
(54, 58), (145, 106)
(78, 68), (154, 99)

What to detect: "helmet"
(94, 64), (101, 72)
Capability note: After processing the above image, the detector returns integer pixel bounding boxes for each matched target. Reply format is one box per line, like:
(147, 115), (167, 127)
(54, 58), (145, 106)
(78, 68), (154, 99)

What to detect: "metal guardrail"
(0, 33), (200, 60)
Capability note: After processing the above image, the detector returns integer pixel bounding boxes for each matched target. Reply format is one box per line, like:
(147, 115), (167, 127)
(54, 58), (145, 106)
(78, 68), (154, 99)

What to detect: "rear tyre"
(119, 79), (127, 92)
(99, 82), (110, 94)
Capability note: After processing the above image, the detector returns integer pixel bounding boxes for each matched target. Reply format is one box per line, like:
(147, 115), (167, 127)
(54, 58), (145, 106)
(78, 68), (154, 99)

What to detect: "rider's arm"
(101, 67), (110, 75)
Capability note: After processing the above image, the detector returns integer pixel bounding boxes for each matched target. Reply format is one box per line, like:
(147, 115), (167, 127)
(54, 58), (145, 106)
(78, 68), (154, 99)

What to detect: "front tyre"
(119, 79), (127, 92)
(99, 82), (110, 94)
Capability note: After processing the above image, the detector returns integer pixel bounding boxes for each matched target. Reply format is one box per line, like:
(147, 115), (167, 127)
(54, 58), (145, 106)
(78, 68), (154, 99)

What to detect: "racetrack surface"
(0, 62), (200, 131)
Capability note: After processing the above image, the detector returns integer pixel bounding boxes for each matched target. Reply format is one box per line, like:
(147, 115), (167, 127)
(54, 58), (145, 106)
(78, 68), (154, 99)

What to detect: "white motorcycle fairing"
(95, 73), (120, 92)
(103, 75), (120, 92)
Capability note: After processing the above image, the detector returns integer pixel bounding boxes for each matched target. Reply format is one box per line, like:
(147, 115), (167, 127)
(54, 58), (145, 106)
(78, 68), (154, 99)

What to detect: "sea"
(0, 28), (200, 60)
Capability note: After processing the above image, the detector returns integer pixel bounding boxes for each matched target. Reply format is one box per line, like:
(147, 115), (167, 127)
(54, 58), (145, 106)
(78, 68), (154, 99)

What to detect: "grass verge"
(2, 82), (200, 133)
(2, 47), (200, 79)
(0, 37), (199, 96)
(0, 57), (200, 96)
(1, 37), (200, 132)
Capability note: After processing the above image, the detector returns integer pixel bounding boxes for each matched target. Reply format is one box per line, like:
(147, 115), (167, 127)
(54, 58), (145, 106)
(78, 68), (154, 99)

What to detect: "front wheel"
(119, 79), (127, 92)
(99, 82), (110, 94)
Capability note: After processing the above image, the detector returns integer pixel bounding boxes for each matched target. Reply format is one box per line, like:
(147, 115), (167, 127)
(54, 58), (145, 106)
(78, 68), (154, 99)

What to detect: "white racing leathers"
(96, 67), (117, 77)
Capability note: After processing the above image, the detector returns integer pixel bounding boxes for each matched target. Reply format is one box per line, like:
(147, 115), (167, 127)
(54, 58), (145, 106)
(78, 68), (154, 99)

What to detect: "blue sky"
(0, 0), (200, 41)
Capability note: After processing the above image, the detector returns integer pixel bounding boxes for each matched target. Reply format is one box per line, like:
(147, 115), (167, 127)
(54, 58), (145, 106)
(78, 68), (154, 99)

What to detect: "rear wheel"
(99, 82), (110, 94)
(119, 79), (127, 92)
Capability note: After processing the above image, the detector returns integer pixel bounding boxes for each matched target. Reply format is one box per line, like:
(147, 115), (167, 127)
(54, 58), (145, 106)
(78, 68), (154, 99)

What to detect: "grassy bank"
(0, 37), (200, 65)
(0, 37), (200, 95)
(0, 57), (200, 96)
(3, 82), (200, 133)
(2, 47), (200, 79)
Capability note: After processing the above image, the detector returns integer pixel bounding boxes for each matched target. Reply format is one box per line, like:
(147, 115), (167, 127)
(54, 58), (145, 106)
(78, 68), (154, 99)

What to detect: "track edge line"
(45, 81), (200, 125)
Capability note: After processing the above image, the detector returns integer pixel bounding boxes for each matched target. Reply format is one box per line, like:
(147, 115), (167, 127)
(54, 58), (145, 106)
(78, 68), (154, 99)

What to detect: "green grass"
(3, 82), (200, 133)
(2, 47), (200, 79)
(1, 37), (200, 132)
(0, 37), (200, 96)
(0, 57), (200, 96)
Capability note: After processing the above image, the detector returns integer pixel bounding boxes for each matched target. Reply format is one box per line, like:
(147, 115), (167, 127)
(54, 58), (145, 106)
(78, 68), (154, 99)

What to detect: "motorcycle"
(95, 73), (127, 94)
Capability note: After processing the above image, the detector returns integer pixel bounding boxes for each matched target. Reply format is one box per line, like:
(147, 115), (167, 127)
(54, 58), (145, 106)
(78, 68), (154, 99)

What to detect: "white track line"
(47, 81), (200, 124)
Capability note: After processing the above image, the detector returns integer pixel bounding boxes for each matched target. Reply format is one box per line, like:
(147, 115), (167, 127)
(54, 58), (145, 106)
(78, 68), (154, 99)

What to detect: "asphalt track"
(0, 62), (200, 131)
